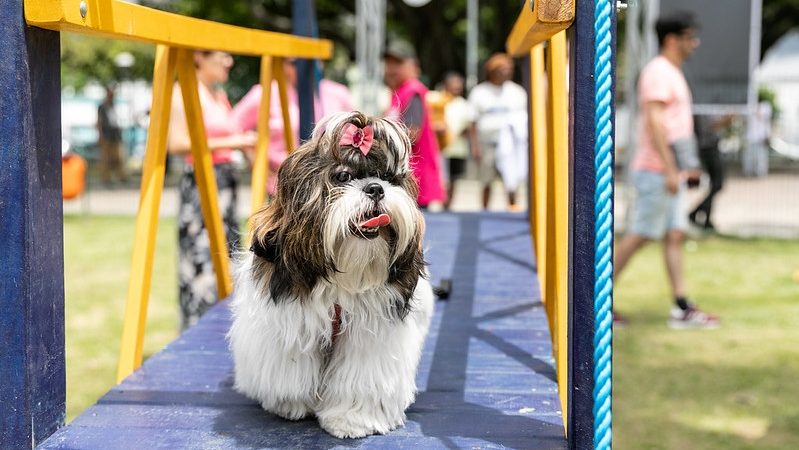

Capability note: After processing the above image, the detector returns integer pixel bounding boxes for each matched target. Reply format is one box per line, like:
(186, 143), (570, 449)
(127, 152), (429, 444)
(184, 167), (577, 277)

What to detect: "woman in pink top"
(232, 59), (354, 197)
(168, 50), (256, 329)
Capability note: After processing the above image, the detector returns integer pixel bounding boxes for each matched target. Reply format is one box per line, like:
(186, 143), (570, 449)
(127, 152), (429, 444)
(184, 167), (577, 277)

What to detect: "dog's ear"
(388, 212), (426, 319)
(250, 141), (336, 302)
(250, 229), (279, 262)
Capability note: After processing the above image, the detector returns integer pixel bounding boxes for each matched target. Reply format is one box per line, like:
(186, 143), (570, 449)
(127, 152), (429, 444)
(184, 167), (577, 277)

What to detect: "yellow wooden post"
(273, 57), (295, 154)
(175, 48), (234, 299)
(545, 30), (570, 429)
(530, 43), (552, 337)
(250, 55), (274, 216)
(117, 45), (177, 382)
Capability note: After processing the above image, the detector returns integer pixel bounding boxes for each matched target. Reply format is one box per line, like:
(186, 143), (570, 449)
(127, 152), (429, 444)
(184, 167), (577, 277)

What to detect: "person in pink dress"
(382, 40), (446, 210)
(232, 59), (354, 197)
(168, 50), (256, 329)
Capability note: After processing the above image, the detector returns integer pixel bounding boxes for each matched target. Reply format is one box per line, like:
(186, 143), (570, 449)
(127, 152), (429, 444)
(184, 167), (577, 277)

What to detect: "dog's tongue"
(359, 213), (391, 228)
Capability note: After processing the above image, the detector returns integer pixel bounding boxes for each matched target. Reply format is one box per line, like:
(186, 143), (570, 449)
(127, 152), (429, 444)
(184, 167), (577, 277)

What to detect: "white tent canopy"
(758, 30), (799, 83)
(757, 29), (799, 157)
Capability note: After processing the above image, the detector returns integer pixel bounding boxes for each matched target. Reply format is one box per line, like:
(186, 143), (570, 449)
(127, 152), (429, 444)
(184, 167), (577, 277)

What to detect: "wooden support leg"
(249, 55), (274, 218)
(117, 45), (177, 382)
(530, 43), (552, 336)
(545, 30), (570, 429)
(273, 57), (295, 153)
(175, 49), (233, 299)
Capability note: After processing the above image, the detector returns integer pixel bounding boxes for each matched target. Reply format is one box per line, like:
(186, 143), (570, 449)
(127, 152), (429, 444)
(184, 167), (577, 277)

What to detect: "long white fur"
(228, 113), (434, 438)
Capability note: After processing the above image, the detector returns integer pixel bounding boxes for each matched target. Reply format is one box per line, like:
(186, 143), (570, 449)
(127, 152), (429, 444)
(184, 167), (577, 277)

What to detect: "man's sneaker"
(667, 304), (720, 329)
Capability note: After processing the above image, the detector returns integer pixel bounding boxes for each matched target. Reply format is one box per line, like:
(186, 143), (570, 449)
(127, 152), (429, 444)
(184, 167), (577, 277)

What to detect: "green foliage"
(758, 86), (780, 118)
(61, 34), (155, 89)
(135, 0), (522, 98)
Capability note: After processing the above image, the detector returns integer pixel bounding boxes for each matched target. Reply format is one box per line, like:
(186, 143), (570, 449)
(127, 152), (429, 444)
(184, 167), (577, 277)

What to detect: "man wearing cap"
(383, 40), (446, 209)
(468, 53), (527, 210)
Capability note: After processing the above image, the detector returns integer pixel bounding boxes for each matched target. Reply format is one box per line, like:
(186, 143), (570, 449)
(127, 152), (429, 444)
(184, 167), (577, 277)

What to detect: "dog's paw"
(319, 412), (404, 439)
(264, 400), (312, 421)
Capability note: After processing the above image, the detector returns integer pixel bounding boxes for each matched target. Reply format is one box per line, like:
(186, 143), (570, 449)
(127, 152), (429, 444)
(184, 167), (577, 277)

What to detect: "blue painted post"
(568, 0), (616, 449)
(0, 2), (66, 447)
(292, 0), (318, 142)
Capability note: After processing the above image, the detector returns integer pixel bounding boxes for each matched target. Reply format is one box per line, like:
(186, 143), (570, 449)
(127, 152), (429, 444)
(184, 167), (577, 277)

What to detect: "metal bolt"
(79, 1), (87, 19)
(616, 1), (628, 12)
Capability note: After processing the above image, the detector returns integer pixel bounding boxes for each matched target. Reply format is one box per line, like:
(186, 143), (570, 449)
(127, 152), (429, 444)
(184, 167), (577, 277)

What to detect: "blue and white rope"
(593, 0), (614, 449)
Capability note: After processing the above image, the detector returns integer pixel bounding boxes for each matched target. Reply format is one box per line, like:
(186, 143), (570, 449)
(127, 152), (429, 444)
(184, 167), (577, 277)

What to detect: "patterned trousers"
(178, 163), (240, 329)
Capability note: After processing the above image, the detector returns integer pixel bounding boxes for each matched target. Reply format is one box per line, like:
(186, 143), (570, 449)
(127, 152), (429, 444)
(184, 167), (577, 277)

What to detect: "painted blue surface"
(292, 0), (318, 142)
(0, 3), (65, 447)
(39, 213), (565, 449)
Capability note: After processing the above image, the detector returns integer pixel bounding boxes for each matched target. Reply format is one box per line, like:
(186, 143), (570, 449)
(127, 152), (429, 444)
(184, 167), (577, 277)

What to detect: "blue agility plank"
(0, 2), (65, 447)
(39, 213), (565, 449)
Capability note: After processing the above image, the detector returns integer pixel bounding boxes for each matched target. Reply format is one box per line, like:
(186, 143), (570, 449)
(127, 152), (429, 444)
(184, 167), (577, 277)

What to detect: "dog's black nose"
(363, 182), (385, 201)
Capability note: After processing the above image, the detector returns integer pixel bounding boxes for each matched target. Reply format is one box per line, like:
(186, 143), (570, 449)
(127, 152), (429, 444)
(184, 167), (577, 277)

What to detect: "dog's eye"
(334, 171), (353, 183)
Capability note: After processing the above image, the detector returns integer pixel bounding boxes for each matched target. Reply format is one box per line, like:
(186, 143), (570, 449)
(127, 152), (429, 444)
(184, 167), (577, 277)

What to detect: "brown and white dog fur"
(228, 111), (434, 438)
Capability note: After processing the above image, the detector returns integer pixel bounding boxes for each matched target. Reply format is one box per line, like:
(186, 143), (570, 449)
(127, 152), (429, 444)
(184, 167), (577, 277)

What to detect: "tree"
(139, 0), (523, 98)
(61, 34), (154, 90)
(761, 0), (799, 60)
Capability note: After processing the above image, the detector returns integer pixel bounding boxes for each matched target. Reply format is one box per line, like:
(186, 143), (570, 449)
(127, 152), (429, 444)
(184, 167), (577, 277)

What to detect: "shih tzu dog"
(228, 111), (434, 439)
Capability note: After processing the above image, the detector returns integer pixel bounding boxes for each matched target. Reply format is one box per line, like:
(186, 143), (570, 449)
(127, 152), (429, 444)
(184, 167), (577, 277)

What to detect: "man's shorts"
(476, 140), (499, 185)
(628, 170), (687, 239)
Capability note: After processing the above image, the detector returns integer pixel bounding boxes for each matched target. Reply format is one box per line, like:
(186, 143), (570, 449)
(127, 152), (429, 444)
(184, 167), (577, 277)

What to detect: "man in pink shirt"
(615, 12), (719, 329)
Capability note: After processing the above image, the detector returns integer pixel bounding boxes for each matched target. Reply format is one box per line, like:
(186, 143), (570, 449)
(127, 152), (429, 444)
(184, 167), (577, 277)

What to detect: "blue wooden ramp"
(40, 213), (566, 449)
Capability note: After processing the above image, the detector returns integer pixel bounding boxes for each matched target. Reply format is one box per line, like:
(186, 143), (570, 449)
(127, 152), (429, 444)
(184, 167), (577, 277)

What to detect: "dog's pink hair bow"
(339, 124), (374, 155)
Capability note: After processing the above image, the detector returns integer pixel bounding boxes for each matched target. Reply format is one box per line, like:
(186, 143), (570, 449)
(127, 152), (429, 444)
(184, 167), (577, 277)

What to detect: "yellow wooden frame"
(175, 48), (235, 297)
(544, 31), (570, 428)
(117, 45), (177, 381)
(24, 0), (332, 58)
(506, 0), (575, 56)
(249, 56), (275, 216)
(507, 0), (573, 432)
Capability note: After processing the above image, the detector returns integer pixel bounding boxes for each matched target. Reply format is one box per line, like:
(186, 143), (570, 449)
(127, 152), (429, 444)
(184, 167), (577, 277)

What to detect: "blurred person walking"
(383, 40), (446, 210)
(428, 72), (473, 210)
(689, 114), (732, 231)
(468, 53), (527, 210)
(615, 12), (719, 328)
(97, 85), (129, 186)
(168, 50), (256, 329)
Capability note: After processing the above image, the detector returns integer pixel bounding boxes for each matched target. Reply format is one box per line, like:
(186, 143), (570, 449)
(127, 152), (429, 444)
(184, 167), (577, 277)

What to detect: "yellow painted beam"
(25, 0), (332, 59)
(250, 55), (274, 218)
(506, 0), (575, 56)
(273, 58), (296, 154)
(175, 48), (233, 300)
(545, 31), (570, 431)
(117, 45), (177, 382)
(530, 44), (553, 338)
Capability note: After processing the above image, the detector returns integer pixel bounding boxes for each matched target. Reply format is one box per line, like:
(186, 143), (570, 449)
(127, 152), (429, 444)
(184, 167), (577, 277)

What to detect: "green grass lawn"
(614, 236), (799, 450)
(63, 214), (179, 421)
